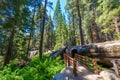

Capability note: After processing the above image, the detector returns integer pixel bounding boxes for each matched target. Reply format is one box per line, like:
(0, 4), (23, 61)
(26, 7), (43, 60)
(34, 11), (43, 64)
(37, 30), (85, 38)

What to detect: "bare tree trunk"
(76, 0), (84, 45)
(91, 22), (100, 43)
(72, 11), (76, 45)
(26, 28), (32, 58)
(4, 28), (15, 66)
(39, 0), (47, 59)
(0, 35), (5, 55)
(45, 18), (50, 51)
(91, 7), (100, 43)
(89, 25), (94, 43)
(114, 17), (119, 33)
(72, 12), (75, 36)
(26, 7), (36, 59)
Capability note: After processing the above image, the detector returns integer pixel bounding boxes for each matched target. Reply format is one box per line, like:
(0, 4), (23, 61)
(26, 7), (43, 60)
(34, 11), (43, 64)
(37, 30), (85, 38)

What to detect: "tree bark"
(67, 40), (120, 58)
(91, 22), (100, 43)
(4, 28), (15, 66)
(39, 0), (47, 59)
(76, 0), (84, 45)
(45, 17), (51, 51)
(72, 11), (76, 45)
(67, 40), (120, 67)
(91, 7), (100, 43)
(72, 11), (75, 36)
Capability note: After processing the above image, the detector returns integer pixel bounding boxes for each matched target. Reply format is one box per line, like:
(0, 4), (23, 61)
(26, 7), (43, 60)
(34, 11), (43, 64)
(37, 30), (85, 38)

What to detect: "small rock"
(100, 71), (119, 80)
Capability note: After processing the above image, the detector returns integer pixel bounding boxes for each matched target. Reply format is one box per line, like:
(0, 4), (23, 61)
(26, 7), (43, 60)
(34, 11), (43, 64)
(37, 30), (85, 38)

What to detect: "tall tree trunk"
(89, 24), (94, 43)
(72, 11), (76, 45)
(26, 7), (36, 59)
(45, 28), (50, 51)
(91, 7), (100, 43)
(68, 14), (72, 39)
(72, 11), (76, 36)
(0, 48), (1, 55)
(114, 17), (119, 33)
(39, 0), (47, 59)
(91, 22), (100, 43)
(45, 18), (50, 51)
(76, 0), (84, 45)
(0, 35), (6, 55)
(4, 28), (15, 66)
(26, 28), (32, 58)
(51, 31), (55, 49)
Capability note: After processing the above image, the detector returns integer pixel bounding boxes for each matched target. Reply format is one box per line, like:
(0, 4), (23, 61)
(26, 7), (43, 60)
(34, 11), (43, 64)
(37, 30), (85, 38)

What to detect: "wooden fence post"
(67, 56), (70, 66)
(64, 54), (67, 66)
(93, 59), (98, 74)
(83, 56), (87, 67)
(73, 59), (77, 76)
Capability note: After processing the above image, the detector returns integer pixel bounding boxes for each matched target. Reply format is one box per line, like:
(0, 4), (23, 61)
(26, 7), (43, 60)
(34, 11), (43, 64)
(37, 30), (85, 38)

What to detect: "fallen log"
(66, 40), (120, 58)
(51, 37), (75, 59)
(66, 40), (120, 67)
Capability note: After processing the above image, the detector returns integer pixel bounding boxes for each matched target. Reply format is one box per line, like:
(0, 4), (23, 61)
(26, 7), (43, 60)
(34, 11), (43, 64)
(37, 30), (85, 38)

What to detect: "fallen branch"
(51, 37), (75, 59)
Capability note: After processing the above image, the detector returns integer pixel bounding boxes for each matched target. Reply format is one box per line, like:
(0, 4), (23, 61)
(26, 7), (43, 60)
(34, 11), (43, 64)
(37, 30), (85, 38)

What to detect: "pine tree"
(65, 0), (84, 45)
(96, 0), (120, 40)
(1, 0), (28, 66)
(39, 0), (47, 59)
(54, 13), (68, 50)
(53, 0), (61, 26)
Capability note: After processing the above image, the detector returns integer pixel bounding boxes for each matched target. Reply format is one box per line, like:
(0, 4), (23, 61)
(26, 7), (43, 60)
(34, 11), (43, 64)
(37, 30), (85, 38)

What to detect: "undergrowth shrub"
(0, 55), (64, 80)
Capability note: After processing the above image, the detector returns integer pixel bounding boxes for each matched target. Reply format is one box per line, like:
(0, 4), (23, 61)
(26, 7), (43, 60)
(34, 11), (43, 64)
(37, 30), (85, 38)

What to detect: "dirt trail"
(75, 64), (103, 80)
(57, 62), (120, 80)
(60, 63), (104, 80)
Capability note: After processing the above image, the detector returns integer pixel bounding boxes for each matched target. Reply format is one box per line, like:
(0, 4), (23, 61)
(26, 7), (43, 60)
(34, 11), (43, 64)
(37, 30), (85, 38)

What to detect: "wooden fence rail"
(75, 54), (98, 74)
(63, 54), (77, 76)
(64, 53), (99, 75)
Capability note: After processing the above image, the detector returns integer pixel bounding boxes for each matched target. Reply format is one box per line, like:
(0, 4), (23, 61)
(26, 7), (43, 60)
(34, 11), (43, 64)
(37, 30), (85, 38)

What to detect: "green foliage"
(115, 32), (120, 40)
(96, 0), (120, 26)
(54, 13), (69, 50)
(54, 43), (62, 50)
(101, 26), (115, 34)
(53, 0), (62, 26)
(0, 55), (64, 80)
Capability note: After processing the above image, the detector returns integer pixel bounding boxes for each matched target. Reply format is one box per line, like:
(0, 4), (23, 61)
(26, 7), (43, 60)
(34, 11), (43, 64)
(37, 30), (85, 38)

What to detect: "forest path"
(75, 63), (103, 80)
(59, 63), (104, 80)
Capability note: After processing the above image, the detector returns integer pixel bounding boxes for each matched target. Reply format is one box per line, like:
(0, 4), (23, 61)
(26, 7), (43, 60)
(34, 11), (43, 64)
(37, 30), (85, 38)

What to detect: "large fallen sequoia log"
(51, 37), (75, 59)
(66, 40), (120, 67)
(66, 40), (120, 58)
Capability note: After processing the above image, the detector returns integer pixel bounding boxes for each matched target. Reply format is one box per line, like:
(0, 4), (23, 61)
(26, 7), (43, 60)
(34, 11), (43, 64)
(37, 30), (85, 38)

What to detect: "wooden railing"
(63, 53), (99, 75)
(64, 54), (77, 76)
(75, 54), (98, 74)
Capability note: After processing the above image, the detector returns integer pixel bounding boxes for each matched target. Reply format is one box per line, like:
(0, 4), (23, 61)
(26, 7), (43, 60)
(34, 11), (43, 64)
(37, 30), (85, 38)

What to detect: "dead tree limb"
(51, 37), (75, 59)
